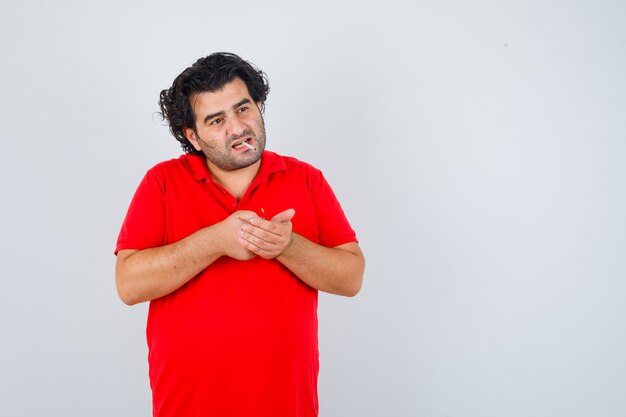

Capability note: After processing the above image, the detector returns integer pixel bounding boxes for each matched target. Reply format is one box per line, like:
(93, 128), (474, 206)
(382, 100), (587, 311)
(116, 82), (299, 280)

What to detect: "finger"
(238, 233), (279, 255)
(271, 208), (296, 223)
(248, 216), (281, 233)
(235, 210), (259, 222)
(238, 236), (262, 254)
(240, 224), (281, 242)
(238, 238), (279, 260)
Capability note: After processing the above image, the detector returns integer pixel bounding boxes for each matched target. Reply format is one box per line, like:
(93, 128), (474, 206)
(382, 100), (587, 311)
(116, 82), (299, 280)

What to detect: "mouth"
(232, 137), (256, 151)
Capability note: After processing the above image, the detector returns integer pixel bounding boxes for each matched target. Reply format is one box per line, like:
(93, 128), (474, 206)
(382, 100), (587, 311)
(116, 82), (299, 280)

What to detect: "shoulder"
(147, 154), (190, 174)
(145, 154), (205, 179)
(133, 154), (205, 196)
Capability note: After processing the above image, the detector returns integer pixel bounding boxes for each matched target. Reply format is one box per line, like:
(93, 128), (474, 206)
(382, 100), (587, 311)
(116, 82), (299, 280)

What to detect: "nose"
(225, 115), (247, 138)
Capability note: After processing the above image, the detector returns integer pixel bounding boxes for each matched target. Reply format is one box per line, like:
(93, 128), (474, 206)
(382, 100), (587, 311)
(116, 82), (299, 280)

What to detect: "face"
(184, 77), (266, 172)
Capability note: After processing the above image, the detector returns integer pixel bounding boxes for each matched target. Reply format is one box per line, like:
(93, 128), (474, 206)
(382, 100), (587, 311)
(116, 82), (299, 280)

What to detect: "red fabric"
(116, 151), (357, 417)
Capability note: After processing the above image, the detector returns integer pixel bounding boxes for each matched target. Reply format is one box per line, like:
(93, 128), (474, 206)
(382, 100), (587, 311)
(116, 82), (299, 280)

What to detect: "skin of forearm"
(276, 233), (365, 297)
(115, 226), (224, 305)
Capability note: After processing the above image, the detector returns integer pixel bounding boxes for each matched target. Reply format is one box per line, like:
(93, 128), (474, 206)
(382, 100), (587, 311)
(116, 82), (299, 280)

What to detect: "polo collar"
(184, 150), (287, 183)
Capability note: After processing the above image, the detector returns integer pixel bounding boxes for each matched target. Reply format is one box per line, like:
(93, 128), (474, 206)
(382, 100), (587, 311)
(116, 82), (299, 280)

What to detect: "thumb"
(271, 208), (296, 223)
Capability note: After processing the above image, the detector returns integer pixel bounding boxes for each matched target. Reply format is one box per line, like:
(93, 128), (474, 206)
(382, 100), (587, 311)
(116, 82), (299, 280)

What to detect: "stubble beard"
(196, 120), (267, 172)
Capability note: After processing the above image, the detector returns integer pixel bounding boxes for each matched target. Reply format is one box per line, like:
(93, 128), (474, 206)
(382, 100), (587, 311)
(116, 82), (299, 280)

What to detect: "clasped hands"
(217, 208), (296, 261)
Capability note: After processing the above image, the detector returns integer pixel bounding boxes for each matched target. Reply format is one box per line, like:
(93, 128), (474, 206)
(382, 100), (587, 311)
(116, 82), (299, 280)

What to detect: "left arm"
(238, 209), (365, 297)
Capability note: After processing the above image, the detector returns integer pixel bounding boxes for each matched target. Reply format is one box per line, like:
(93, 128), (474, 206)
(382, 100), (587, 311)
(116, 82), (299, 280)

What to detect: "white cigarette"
(242, 141), (256, 150)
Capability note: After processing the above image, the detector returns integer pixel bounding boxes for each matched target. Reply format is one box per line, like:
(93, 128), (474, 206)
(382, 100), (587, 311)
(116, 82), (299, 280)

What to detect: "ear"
(183, 127), (202, 152)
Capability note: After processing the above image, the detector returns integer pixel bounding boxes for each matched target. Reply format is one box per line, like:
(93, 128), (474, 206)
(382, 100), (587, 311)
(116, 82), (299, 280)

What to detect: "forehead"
(190, 77), (253, 115)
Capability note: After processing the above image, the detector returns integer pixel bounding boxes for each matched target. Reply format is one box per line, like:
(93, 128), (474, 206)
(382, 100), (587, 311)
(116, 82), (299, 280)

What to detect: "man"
(115, 52), (365, 417)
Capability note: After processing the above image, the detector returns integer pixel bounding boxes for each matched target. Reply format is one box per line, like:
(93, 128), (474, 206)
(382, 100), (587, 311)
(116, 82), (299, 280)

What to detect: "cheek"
(206, 138), (226, 152)
(195, 132), (221, 151)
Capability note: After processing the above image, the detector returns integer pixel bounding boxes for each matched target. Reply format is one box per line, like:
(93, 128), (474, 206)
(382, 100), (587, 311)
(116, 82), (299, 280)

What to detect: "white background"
(1, 1), (625, 416)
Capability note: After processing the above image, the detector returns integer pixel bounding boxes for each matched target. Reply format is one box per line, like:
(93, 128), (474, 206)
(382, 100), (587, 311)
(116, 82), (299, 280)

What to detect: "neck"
(207, 159), (262, 200)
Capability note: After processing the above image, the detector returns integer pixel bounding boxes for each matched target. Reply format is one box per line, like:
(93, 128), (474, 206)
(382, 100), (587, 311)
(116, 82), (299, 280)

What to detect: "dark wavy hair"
(158, 52), (270, 155)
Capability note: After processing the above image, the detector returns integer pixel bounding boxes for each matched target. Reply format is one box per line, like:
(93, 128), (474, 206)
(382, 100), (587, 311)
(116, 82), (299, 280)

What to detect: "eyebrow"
(203, 98), (252, 125)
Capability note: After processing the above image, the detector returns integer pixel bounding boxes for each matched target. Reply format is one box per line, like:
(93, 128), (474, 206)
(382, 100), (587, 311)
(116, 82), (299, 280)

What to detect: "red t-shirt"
(116, 151), (357, 417)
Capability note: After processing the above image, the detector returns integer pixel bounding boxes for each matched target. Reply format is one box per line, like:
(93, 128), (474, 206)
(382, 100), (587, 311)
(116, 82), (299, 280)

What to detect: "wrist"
(204, 223), (228, 258)
(277, 233), (295, 259)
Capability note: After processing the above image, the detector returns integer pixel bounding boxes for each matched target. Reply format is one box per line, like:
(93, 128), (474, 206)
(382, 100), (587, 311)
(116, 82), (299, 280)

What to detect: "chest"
(163, 171), (319, 244)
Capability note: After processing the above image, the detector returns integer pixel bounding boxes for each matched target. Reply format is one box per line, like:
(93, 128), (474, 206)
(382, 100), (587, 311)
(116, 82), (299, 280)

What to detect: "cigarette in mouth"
(242, 141), (256, 150)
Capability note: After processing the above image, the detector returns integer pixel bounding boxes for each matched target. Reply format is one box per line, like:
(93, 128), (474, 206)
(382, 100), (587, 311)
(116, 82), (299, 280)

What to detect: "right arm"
(115, 211), (256, 305)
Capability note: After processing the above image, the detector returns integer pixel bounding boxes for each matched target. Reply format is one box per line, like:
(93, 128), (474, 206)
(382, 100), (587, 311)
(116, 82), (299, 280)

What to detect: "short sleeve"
(115, 169), (167, 254)
(309, 169), (357, 248)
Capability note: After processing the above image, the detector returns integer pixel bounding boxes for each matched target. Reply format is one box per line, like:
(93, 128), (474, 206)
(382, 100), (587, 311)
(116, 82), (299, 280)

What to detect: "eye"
(210, 117), (223, 126)
(237, 106), (249, 113)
